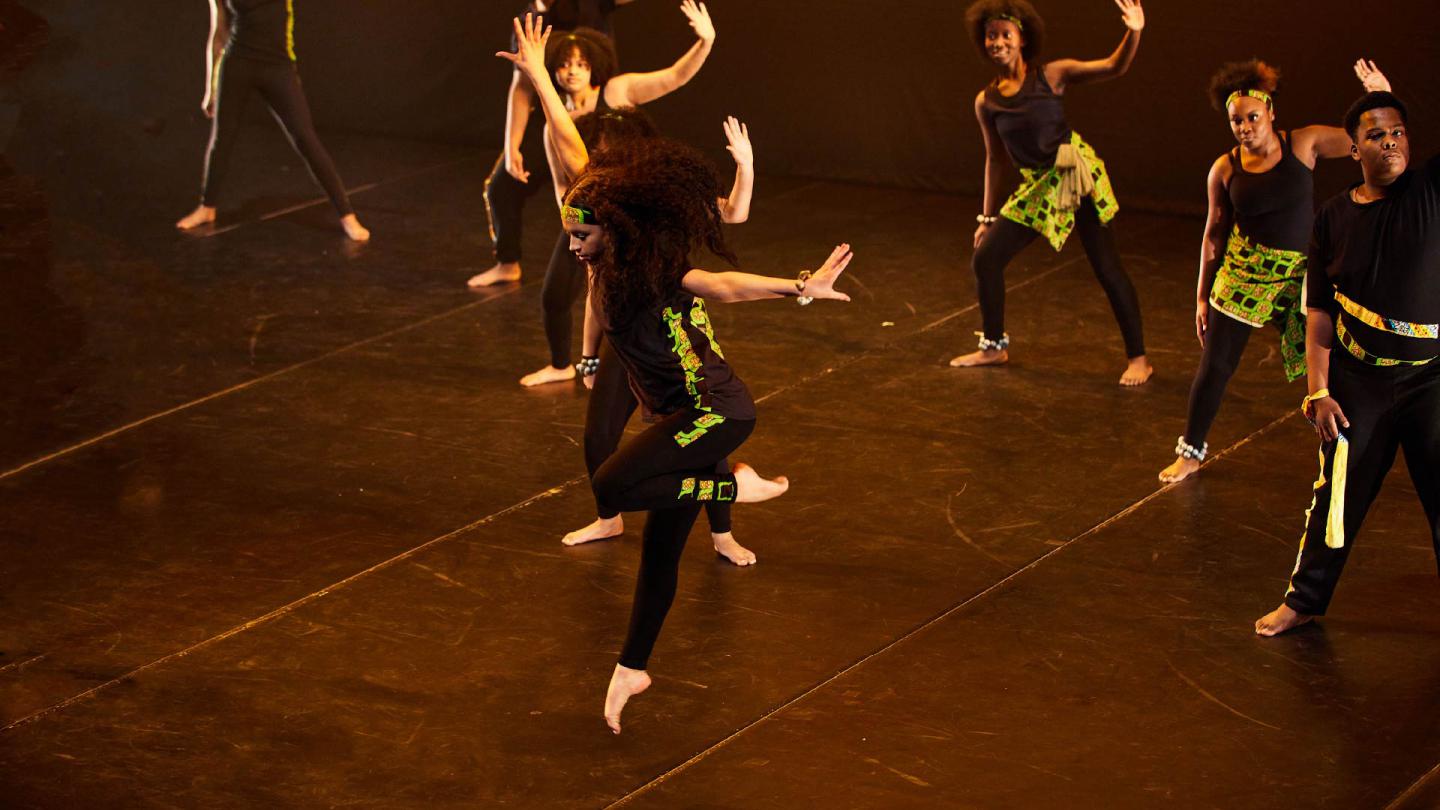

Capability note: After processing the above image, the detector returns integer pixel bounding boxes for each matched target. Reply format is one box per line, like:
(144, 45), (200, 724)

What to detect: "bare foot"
(1158, 456), (1201, 484)
(712, 531), (757, 566)
(949, 348), (1008, 368)
(563, 515), (623, 546)
(733, 462), (788, 504)
(1120, 356), (1154, 386)
(175, 204), (216, 230)
(520, 364), (576, 387)
(467, 262), (521, 288)
(1255, 604), (1314, 637)
(604, 664), (652, 734)
(340, 213), (371, 242)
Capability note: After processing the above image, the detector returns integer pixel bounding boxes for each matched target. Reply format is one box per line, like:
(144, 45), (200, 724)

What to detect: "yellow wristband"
(1301, 388), (1331, 419)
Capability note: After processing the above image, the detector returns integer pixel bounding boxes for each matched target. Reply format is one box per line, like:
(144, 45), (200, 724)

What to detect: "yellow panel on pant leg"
(1325, 436), (1350, 549)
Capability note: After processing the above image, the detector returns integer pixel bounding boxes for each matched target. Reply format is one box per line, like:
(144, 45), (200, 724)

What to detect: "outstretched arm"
(201, 0), (229, 117)
(1046, 0), (1143, 92)
(607, 1), (715, 106)
(682, 244), (853, 303)
(1292, 60), (1393, 164)
(497, 15), (589, 180)
(718, 117), (754, 224)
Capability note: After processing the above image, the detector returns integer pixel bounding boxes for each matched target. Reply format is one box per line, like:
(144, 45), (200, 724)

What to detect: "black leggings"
(542, 233), (586, 369)
(585, 339), (733, 533)
(590, 407), (755, 670)
(1284, 352), (1440, 615)
(483, 147), (548, 265)
(972, 198), (1146, 358)
(201, 55), (352, 216)
(1181, 305), (1275, 448)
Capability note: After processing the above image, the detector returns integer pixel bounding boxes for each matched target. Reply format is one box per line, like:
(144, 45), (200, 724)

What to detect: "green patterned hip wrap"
(1209, 226), (1308, 381)
(1000, 131), (1119, 251)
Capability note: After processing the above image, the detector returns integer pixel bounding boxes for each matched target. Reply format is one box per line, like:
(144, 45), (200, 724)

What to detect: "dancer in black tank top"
(175, 0), (370, 241)
(1158, 59), (1392, 483)
(500, 15), (853, 733)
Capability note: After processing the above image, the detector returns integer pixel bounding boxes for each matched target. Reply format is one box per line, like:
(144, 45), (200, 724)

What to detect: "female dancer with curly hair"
(469, 0), (717, 290)
(950, 0), (1150, 385)
(175, 0), (370, 241)
(1158, 59), (1391, 483)
(500, 15), (853, 732)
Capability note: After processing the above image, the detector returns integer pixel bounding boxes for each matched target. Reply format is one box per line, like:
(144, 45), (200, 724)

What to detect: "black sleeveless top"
(224, 0), (294, 63)
(980, 64), (1072, 170)
(600, 290), (756, 421)
(1226, 131), (1314, 252)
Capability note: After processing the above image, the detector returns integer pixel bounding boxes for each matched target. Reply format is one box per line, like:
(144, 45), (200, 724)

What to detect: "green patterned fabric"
(1000, 131), (1118, 251)
(1209, 226), (1308, 381)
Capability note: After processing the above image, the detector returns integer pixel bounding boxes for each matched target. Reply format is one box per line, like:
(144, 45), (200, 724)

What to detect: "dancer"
(175, 0), (370, 241)
(1256, 91), (1440, 637)
(951, 0), (1151, 385)
(499, 14), (853, 732)
(469, 0), (714, 288)
(1159, 59), (1392, 483)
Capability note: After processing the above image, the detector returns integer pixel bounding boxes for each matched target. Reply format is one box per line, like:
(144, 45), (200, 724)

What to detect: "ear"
(1350, 143), (1360, 162)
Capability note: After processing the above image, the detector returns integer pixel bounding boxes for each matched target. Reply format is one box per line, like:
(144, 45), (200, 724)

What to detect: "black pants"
(590, 406), (754, 670)
(542, 233), (586, 368)
(201, 55), (352, 216)
(585, 340), (733, 533)
(972, 198), (1146, 358)
(1284, 351), (1440, 615)
(1181, 304), (1266, 448)
(483, 134), (550, 265)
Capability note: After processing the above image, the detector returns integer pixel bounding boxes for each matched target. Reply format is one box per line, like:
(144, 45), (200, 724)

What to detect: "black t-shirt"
(224, 0), (294, 63)
(1306, 155), (1440, 363)
(511, 0), (618, 49)
(979, 64), (1072, 170)
(601, 291), (756, 421)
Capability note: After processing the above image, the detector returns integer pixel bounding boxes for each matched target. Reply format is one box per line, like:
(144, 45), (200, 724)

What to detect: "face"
(983, 20), (1024, 68)
(566, 221), (607, 263)
(1352, 107), (1410, 184)
(1226, 96), (1275, 149)
(554, 49), (594, 96)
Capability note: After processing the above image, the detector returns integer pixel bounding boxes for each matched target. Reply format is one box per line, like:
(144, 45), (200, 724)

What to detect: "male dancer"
(1256, 91), (1440, 636)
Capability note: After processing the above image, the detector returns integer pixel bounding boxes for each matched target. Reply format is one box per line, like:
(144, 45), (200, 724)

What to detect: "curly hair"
(964, 0), (1045, 63)
(1343, 91), (1408, 139)
(573, 105), (660, 159)
(564, 138), (736, 326)
(545, 27), (618, 90)
(1208, 59), (1281, 111)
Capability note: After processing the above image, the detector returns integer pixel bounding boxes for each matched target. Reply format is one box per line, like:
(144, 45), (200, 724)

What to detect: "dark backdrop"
(16, 0), (1440, 214)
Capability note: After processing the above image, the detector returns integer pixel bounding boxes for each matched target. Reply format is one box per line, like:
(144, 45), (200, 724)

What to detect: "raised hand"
(495, 14), (552, 80)
(680, 0), (715, 43)
(1354, 59), (1392, 93)
(1115, 0), (1144, 31)
(804, 244), (854, 302)
(723, 116), (752, 168)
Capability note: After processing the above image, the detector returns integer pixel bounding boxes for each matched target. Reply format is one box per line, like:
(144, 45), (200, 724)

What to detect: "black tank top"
(224, 0), (294, 63)
(980, 64), (1072, 170)
(1226, 131), (1314, 252)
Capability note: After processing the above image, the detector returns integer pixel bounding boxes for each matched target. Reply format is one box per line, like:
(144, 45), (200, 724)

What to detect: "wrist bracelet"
(977, 214), (999, 225)
(795, 270), (813, 306)
(1301, 388), (1331, 421)
(576, 356), (600, 376)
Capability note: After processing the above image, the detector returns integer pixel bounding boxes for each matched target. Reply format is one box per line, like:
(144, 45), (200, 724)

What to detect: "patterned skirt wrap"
(1000, 131), (1118, 251)
(1209, 226), (1308, 381)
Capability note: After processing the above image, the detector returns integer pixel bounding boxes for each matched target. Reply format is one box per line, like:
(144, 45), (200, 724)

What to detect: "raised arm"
(1045, 0), (1143, 92)
(1292, 60), (1393, 165)
(497, 15), (589, 180)
(1194, 155), (1233, 346)
(606, 1), (715, 107)
(201, 0), (229, 117)
(682, 244), (853, 303)
(718, 117), (753, 224)
(974, 90), (1010, 248)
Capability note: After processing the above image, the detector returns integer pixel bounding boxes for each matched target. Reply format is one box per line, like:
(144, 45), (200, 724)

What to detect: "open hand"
(723, 116), (752, 168)
(680, 0), (715, 43)
(1354, 59), (1391, 93)
(973, 222), (990, 249)
(1116, 0), (1144, 31)
(496, 14), (552, 80)
(804, 244), (854, 302)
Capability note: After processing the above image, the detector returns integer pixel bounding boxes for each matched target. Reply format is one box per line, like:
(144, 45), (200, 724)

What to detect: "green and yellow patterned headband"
(561, 204), (596, 225)
(1226, 89), (1273, 110)
(988, 14), (1024, 30)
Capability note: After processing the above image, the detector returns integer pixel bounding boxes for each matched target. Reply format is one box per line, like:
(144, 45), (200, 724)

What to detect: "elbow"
(721, 208), (748, 225)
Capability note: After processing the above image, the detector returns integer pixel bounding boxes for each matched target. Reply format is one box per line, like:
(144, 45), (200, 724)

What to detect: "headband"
(1225, 89), (1273, 110)
(988, 14), (1024, 31)
(562, 204), (596, 225)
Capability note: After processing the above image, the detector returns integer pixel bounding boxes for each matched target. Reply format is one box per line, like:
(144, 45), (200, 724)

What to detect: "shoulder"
(1208, 152), (1234, 183)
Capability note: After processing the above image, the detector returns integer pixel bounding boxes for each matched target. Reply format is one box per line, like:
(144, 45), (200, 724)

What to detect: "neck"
(1241, 132), (1280, 159)
(1355, 176), (1394, 202)
(999, 60), (1025, 82)
(566, 84), (600, 111)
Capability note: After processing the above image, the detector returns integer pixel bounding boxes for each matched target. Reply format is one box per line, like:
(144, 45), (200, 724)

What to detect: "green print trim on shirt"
(689, 298), (724, 359)
(674, 412), (726, 448)
(663, 305), (708, 411)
